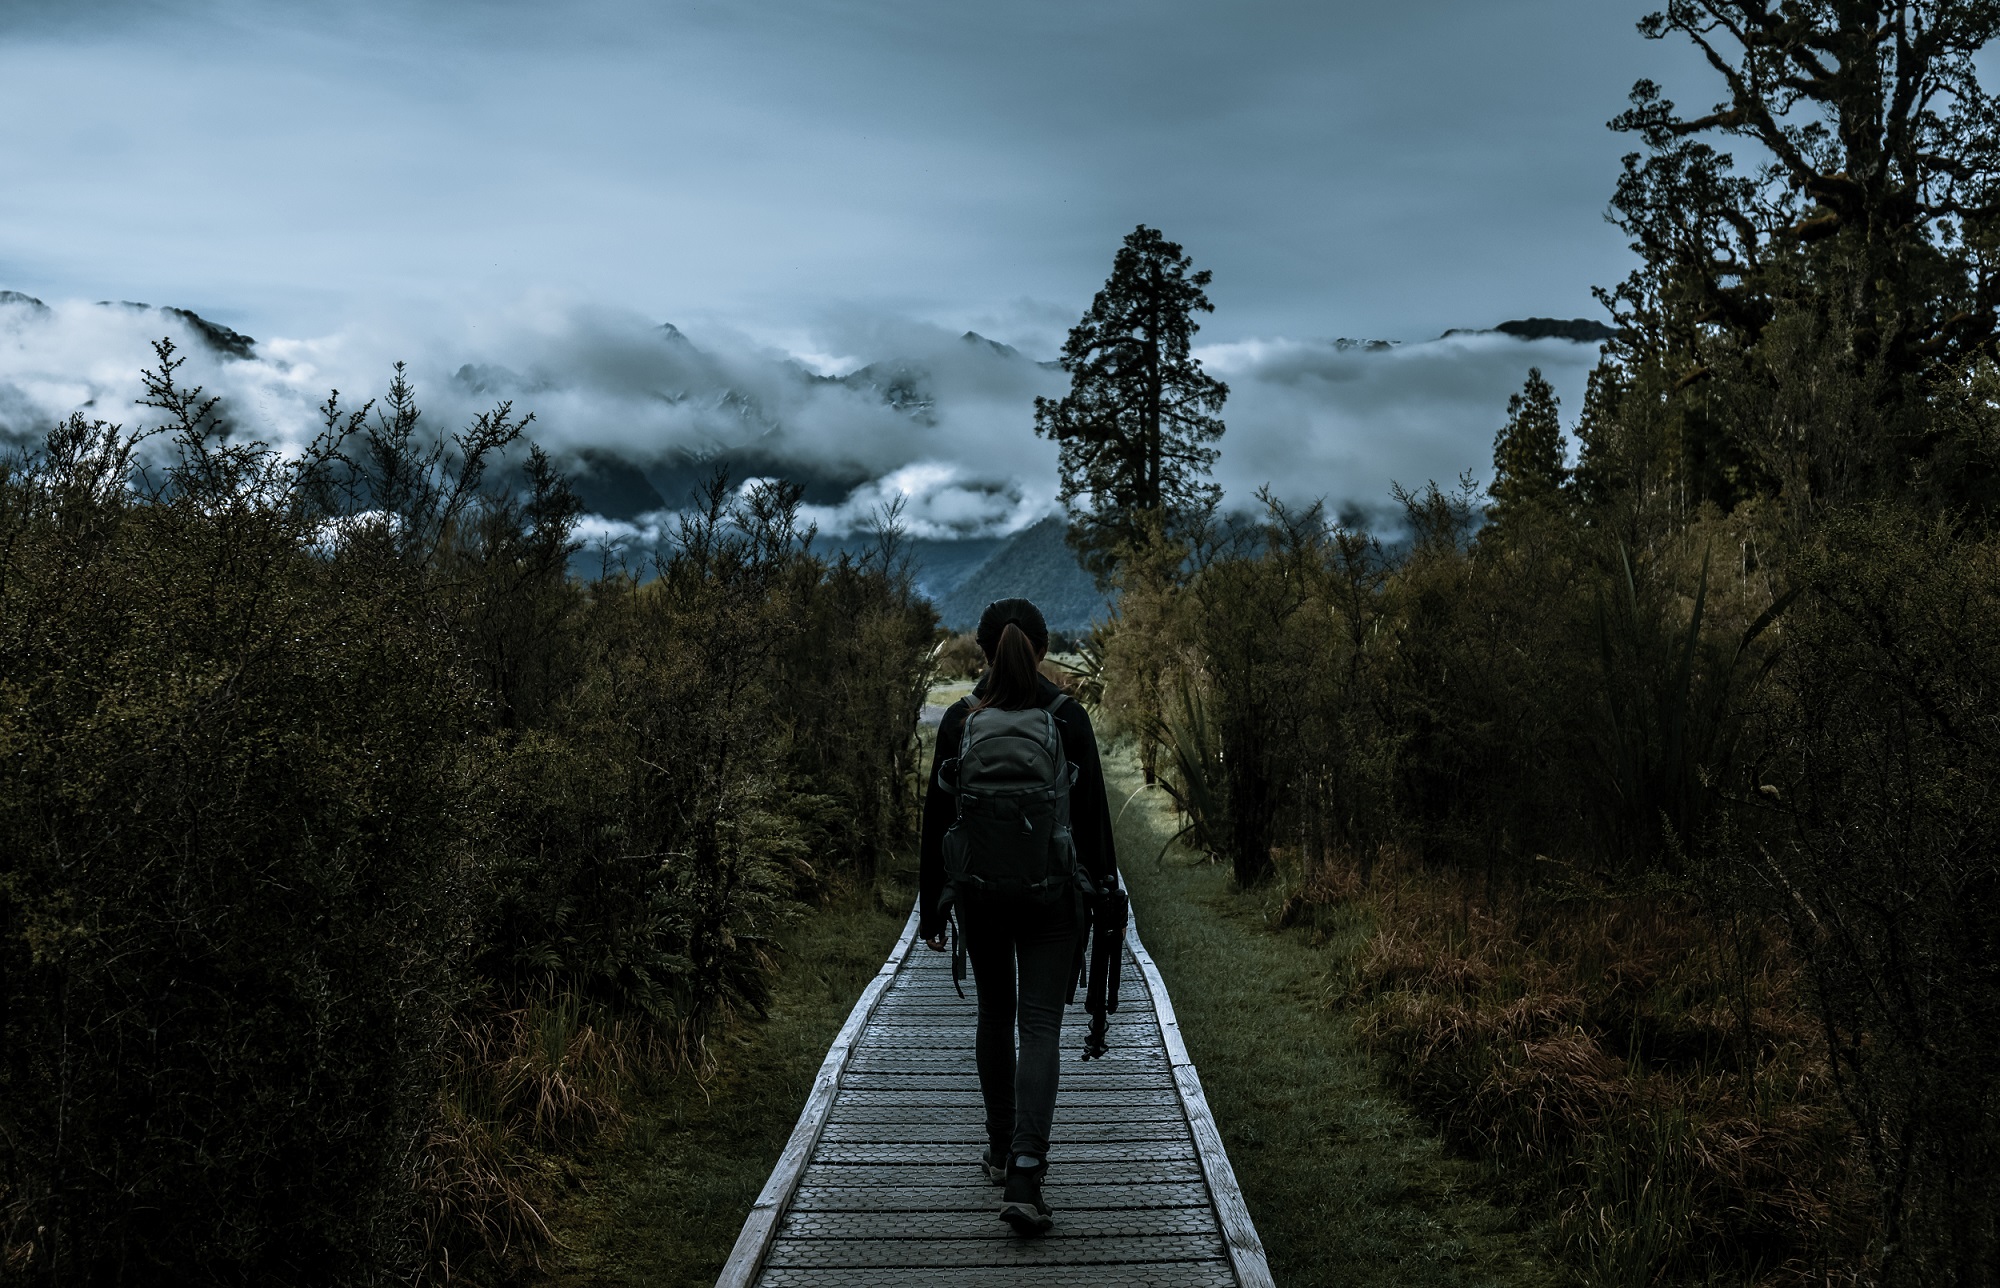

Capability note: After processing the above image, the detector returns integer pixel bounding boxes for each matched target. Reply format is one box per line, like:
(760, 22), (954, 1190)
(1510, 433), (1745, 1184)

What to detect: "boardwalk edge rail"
(715, 901), (922, 1288)
(1128, 908), (1278, 1288)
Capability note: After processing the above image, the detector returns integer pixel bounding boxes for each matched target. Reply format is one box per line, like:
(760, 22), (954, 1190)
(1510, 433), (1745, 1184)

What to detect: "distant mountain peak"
(89, 299), (258, 359)
(936, 514), (1108, 633)
(960, 331), (1022, 359)
(0, 289), (49, 313)
(164, 308), (257, 359)
(1440, 317), (1618, 344)
(839, 358), (935, 421)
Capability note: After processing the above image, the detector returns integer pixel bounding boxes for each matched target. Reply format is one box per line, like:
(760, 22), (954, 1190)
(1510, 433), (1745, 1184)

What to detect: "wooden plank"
(847, 1050), (1171, 1068)
(798, 1161), (1208, 1188)
(777, 1206), (1222, 1239)
(865, 1023), (1161, 1038)
(816, 1120), (1192, 1144)
(714, 902), (921, 1288)
(789, 1181), (1214, 1211)
(844, 1062), (1172, 1077)
(1127, 912), (1276, 1288)
(846, 1045), (1169, 1060)
(871, 996), (1159, 1010)
(871, 1002), (1159, 1017)
(756, 1265), (1241, 1287)
(840, 1072), (1176, 1087)
(825, 1106), (1189, 1126)
(835, 1088), (1183, 1108)
(840, 1072), (1176, 1088)
(868, 1000), (1159, 1013)
(824, 1105), (1188, 1127)
(809, 1139), (1198, 1165)
(761, 1231), (1227, 1268)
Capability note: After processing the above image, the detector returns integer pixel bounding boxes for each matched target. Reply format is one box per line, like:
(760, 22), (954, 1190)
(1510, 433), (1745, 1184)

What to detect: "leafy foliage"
(1741, 509), (2000, 1282)
(0, 344), (935, 1284)
(1087, 15), (2000, 1281)
(1600, 1), (2000, 515)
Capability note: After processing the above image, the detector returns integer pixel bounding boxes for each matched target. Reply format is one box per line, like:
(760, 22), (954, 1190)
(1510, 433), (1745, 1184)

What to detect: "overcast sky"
(0, 1), (1718, 531)
(0, 0), (1709, 342)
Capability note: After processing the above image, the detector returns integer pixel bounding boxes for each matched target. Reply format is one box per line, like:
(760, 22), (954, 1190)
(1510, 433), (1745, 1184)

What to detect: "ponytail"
(972, 597), (1050, 712)
(974, 622), (1042, 712)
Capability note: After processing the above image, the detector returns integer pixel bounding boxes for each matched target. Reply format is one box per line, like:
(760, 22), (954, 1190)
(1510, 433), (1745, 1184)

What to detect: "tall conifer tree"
(1489, 367), (1567, 528)
(1034, 225), (1228, 581)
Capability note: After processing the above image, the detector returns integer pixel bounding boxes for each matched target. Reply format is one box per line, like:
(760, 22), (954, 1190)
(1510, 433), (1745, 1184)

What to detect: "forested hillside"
(0, 345), (935, 1283)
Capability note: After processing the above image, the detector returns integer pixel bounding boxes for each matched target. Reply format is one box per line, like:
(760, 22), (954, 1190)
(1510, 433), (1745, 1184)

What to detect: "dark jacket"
(918, 674), (1118, 940)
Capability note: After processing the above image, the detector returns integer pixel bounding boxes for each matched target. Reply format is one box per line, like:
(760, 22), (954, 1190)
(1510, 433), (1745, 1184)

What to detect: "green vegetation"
(0, 345), (935, 1284)
(1110, 743), (1557, 1288)
(1078, 7), (2000, 1285)
(538, 873), (911, 1288)
(1034, 224), (1228, 584)
(8, 7), (1999, 1286)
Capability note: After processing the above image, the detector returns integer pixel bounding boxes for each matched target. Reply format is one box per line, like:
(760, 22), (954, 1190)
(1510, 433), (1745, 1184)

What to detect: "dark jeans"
(959, 893), (1077, 1162)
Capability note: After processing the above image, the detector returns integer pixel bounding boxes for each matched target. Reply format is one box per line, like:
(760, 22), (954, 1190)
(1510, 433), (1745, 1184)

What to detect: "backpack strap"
(1045, 692), (1075, 781)
(935, 696), (980, 796)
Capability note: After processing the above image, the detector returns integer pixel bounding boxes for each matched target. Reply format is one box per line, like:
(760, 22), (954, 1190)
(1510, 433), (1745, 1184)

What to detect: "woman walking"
(919, 597), (1120, 1234)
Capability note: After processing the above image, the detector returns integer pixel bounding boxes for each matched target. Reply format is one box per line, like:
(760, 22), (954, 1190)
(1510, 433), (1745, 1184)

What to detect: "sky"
(0, 1), (1717, 534)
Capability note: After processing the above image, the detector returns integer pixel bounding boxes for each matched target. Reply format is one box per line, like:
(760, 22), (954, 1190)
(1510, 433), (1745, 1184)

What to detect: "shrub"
(1738, 507), (2000, 1283)
(933, 630), (985, 679)
(0, 359), (486, 1282)
(0, 345), (937, 1284)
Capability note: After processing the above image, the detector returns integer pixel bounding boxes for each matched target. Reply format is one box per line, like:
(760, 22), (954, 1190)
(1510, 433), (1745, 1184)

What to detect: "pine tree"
(1489, 367), (1567, 528)
(1567, 361), (1629, 512)
(1034, 225), (1228, 582)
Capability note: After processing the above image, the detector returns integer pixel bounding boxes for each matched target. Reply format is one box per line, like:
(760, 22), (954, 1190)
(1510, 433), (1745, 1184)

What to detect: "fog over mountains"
(0, 291), (1610, 627)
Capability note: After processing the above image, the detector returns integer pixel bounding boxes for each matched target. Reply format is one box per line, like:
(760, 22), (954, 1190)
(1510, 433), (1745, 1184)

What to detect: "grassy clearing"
(1106, 741), (1559, 1288)
(535, 874), (912, 1288)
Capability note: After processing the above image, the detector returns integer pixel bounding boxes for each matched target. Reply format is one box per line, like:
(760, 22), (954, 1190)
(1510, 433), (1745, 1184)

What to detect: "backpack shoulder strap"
(937, 697), (980, 796)
(1043, 693), (1072, 773)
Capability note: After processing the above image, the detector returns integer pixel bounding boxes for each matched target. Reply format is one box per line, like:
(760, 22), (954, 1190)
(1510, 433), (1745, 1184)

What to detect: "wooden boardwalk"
(718, 904), (1273, 1287)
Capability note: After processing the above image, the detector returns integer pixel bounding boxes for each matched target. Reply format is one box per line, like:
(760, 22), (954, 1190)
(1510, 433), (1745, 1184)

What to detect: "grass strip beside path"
(539, 879), (910, 1288)
(1106, 741), (1558, 1288)
(542, 730), (1559, 1288)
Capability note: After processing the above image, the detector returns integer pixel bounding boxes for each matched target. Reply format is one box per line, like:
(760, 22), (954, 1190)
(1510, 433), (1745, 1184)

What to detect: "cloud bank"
(0, 291), (1604, 543)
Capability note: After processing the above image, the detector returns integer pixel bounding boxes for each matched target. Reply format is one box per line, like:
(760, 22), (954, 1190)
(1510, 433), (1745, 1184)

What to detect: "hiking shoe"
(981, 1146), (1008, 1184)
(998, 1155), (1053, 1234)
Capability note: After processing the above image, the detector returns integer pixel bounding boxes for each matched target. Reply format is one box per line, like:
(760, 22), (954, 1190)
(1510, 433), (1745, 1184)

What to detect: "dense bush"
(1741, 509), (2000, 1280)
(1098, 399), (1999, 1283)
(1083, 10), (2000, 1280)
(933, 630), (985, 680)
(0, 344), (935, 1284)
(0, 372), (484, 1284)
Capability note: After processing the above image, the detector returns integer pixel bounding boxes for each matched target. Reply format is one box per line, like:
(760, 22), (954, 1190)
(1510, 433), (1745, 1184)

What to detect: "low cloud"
(0, 292), (1603, 542)
(1201, 333), (1601, 526)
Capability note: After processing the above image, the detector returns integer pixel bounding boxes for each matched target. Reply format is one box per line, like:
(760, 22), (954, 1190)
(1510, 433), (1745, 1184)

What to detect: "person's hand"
(925, 934), (947, 951)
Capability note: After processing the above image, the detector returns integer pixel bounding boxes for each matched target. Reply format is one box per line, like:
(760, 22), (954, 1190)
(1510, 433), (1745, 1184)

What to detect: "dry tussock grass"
(1300, 847), (1870, 1284)
(416, 989), (646, 1284)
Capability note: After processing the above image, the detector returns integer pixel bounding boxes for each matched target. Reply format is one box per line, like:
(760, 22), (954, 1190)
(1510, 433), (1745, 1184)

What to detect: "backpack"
(938, 694), (1088, 910)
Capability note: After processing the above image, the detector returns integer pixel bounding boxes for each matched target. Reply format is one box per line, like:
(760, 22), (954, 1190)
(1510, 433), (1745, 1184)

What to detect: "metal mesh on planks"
(715, 901), (1274, 1288)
